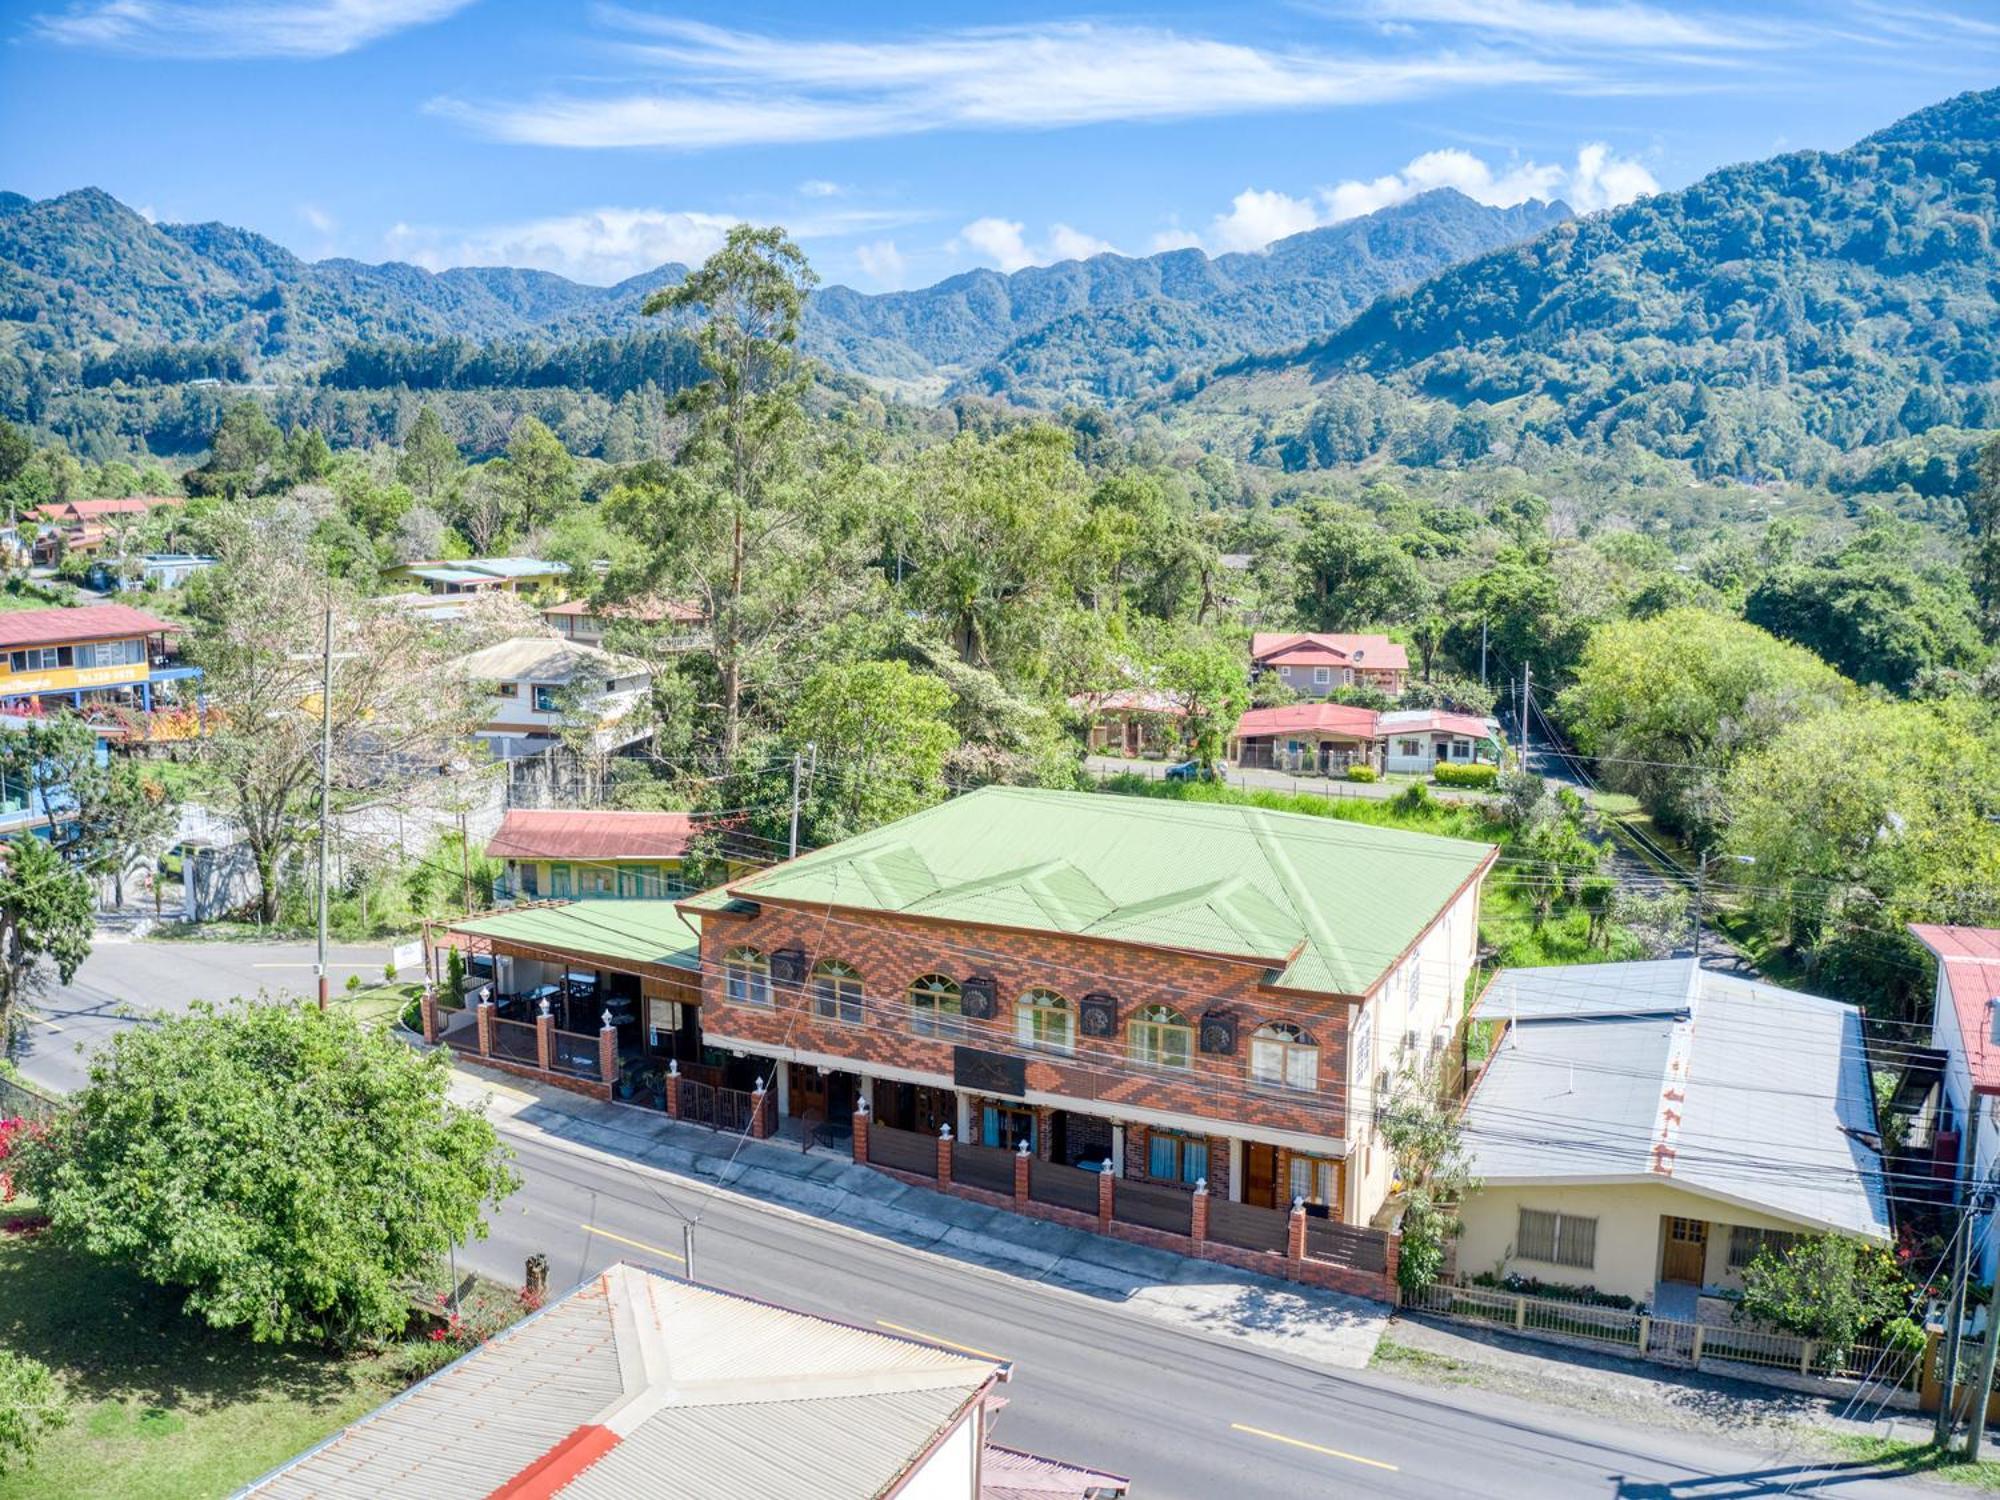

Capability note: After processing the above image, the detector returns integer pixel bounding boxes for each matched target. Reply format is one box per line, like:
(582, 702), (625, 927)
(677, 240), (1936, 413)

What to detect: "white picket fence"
(1406, 1280), (1923, 1395)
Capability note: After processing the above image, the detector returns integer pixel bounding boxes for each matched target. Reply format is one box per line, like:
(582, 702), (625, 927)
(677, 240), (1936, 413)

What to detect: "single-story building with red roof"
(1376, 709), (1503, 774)
(1066, 687), (1189, 757)
(487, 808), (713, 901)
(1227, 702), (1381, 773)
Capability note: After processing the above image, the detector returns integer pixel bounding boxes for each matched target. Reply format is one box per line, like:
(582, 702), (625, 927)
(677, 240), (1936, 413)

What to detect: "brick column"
(937, 1125), (954, 1188)
(664, 1059), (681, 1120)
(1013, 1140), (1031, 1208)
(1191, 1177), (1210, 1246)
(750, 1079), (771, 1139)
(420, 986), (439, 1045)
(852, 1100), (871, 1165)
(598, 1014), (619, 1088)
(475, 999), (495, 1057)
(1287, 1198), (1308, 1273)
(1385, 1227), (1402, 1304)
(535, 1002), (554, 1072)
(1098, 1158), (1116, 1232)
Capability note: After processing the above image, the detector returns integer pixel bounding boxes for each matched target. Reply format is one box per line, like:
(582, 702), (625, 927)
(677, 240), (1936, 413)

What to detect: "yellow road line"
(577, 1222), (685, 1264)
(874, 1320), (1008, 1362)
(1230, 1423), (1399, 1472)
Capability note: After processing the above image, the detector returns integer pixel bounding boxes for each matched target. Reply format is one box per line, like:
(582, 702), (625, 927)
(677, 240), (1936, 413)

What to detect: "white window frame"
(1312, 666), (1331, 685)
(724, 947), (772, 1007)
(1516, 1207), (1597, 1269)
(1129, 1005), (1194, 1071)
(1249, 1023), (1319, 1091)
(1016, 989), (1073, 1054)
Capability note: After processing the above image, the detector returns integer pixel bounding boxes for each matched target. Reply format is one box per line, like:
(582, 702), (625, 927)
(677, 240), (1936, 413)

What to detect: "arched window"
(909, 973), (962, 1039)
(1250, 1022), (1319, 1091)
(1129, 1005), (1193, 1070)
(812, 960), (864, 1025)
(724, 947), (770, 1007)
(1016, 988), (1072, 1054)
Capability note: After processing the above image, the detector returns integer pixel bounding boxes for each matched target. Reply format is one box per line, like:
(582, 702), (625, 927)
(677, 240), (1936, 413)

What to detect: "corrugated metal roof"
(982, 1444), (1130, 1498)
(1463, 961), (1891, 1240)
(0, 603), (176, 648)
(699, 786), (1494, 997)
(487, 810), (701, 861)
(449, 900), (702, 971)
(1911, 925), (2000, 1094)
(1250, 632), (1409, 671)
(1231, 702), (1379, 740)
(454, 637), (649, 685)
(238, 1264), (1005, 1500)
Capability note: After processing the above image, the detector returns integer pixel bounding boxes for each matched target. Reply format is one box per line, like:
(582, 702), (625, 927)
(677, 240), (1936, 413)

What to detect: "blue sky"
(4, 1), (1998, 291)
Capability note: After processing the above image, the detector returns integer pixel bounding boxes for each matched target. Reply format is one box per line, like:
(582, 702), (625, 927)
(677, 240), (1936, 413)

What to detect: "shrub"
(1434, 762), (1499, 788)
(1345, 765), (1379, 783)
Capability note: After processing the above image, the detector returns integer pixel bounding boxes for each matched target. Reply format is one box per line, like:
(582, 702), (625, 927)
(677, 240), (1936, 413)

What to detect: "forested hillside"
(1169, 87), (2000, 486)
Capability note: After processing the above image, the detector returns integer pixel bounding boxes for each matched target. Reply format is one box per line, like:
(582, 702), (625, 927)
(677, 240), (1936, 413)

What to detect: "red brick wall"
(697, 903), (1354, 1142)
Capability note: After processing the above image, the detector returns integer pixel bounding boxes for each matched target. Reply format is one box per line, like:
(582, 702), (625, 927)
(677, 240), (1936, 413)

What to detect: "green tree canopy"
(396, 405), (463, 508)
(0, 832), (93, 1052)
(787, 659), (958, 844)
(185, 401), (283, 500)
(1291, 501), (1423, 632)
(18, 1000), (518, 1347)
(1558, 609), (1851, 844)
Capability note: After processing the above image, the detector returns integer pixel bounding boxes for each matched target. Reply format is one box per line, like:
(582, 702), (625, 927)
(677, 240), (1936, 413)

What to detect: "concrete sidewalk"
(451, 1062), (1392, 1371)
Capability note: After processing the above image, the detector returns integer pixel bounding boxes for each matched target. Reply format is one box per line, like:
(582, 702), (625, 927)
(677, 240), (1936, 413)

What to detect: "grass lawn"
(1823, 1436), (2000, 1490)
(335, 981), (424, 1032)
(0, 1210), (413, 1500)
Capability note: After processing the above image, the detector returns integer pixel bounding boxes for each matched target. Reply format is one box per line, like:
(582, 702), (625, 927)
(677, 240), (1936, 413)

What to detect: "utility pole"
(458, 810), (472, 912)
(315, 602), (333, 1011)
(682, 1223), (696, 1282)
(1969, 1182), (2000, 1459)
(1519, 664), (1531, 767)
(1941, 1108), (1983, 1445)
(1479, 619), (1488, 690)
(787, 742), (817, 860)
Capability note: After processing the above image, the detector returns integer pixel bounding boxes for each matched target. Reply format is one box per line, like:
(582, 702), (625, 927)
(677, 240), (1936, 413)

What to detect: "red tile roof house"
(233, 1261), (1129, 1500)
(681, 785), (1496, 1298)
(1065, 687), (1190, 757)
(1914, 923), (2000, 1284)
(1227, 702), (1382, 774)
(1250, 632), (1408, 699)
(487, 809), (714, 902)
(28, 495), (183, 564)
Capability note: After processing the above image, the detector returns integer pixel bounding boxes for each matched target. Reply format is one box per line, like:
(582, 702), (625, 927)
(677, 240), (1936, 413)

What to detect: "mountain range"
(1168, 87), (2000, 480)
(0, 186), (1565, 412)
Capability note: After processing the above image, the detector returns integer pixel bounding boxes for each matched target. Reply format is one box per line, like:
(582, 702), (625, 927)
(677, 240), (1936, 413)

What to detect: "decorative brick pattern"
(536, 1011), (554, 1072)
(697, 903), (1354, 1142)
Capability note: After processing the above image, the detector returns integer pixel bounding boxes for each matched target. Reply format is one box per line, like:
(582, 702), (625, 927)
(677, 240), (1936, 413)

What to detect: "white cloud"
(1206, 189), (1325, 253)
(384, 207), (739, 285)
(433, 16), (1575, 150)
(954, 217), (1120, 273)
(854, 239), (907, 284)
(1366, 0), (1753, 50)
(298, 202), (336, 233)
(33, 0), (476, 59)
(798, 179), (842, 198)
(1047, 223), (1117, 261)
(957, 218), (1034, 273)
(1148, 227), (1204, 253)
(1184, 141), (1657, 255)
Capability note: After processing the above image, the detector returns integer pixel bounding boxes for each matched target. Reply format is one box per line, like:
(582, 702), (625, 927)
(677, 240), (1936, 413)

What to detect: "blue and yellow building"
(0, 603), (195, 713)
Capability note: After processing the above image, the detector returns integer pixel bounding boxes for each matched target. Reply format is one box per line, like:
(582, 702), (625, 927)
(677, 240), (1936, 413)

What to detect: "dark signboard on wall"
(954, 1046), (1026, 1097)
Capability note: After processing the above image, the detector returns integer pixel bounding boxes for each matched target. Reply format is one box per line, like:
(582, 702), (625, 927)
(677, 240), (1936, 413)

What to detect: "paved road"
(459, 1125), (1932, 1499)
(1085, 755), (1471, 803)
(13, 936), (397, 1092)
(15, 944), (1922, 1495)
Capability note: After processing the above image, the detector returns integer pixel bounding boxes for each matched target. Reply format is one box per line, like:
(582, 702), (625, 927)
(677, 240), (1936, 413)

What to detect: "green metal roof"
(707, 786), (1495, 996)
(449, 900), (701, 972)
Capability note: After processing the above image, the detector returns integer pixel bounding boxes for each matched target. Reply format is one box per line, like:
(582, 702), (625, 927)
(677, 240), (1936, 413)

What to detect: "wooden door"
(789, 1062), (825, 1120)
(1244, 1144), (1279, 1209)
(1662, 1217), (1708, 1283)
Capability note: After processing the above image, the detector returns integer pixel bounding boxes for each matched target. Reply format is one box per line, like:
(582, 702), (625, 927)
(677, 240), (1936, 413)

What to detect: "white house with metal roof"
(234, 1261), (1126, 1500)
(453, 636), (652, 758)
(1454, 960), (1892, 1312)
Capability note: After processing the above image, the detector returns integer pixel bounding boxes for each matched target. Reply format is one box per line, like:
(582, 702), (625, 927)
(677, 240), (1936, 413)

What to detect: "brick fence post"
(1014, 1139), (1031, 1209)
(475, 998), (495, 1057)
(420, 985), (439, 1045)
(750, 1078), (771, 1139)
(1098, 1158), (1116, 1232)
(937, 1125), (954, 1188)
(664, 1059), (681, 1120)
(536, 999), (554, 1073)
(598, 1012), (619, 1089)
(1287, 1198), (1308, 1274)
(1191, 1177), (1210, 1247)
(852, 1099), (871, 1165)
(1384, 1228), (1401, 1304)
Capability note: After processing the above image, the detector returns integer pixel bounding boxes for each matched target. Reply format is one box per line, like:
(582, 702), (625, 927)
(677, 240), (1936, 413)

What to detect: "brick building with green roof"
(685, 786), (1495, 1229)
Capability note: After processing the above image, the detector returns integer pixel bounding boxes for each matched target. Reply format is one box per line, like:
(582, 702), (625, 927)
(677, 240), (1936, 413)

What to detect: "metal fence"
(1305, 1219), (1391, 1273)
(0, 1076), (63, 1123)
(954, 1141), (1017, 1195)
(1030, 1158), (1101, 1214)
(868, 1124), (937, 1177)
(1406, 1281), (1923, 1392)
(491, 1017), (539, 1065)
(551, 1029), (601, 1079)
(1112, 1177), (1194, 1236)
(1207, 1196), (1289, 1254)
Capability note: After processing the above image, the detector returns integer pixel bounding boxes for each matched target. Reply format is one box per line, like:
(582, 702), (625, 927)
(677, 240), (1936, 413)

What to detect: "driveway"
(13, 936), (402, 1093)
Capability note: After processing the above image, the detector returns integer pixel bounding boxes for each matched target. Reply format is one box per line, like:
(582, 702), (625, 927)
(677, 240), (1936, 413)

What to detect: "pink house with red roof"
(1914, 923), (2000, 1280)
(1228, 701), (1382, 772)
(1250, 632), (1408, 698)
